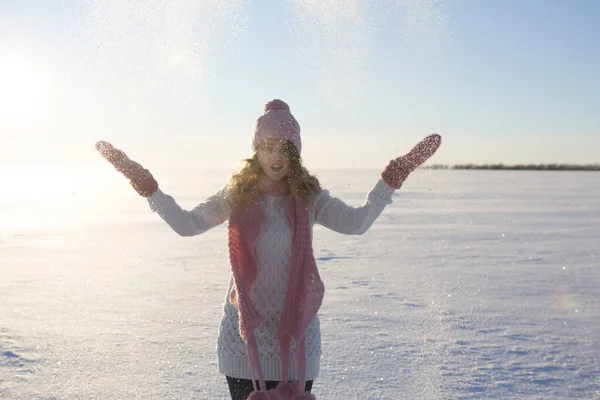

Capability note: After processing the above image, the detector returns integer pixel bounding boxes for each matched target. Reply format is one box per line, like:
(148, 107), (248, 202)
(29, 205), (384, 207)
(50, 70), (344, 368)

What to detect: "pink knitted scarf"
(228, 175), (324, 400)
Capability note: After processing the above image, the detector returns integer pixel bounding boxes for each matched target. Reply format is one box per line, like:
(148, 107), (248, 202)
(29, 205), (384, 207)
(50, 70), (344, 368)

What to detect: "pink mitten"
(381, 134), (442, 189)
(95, 141), (159, 198)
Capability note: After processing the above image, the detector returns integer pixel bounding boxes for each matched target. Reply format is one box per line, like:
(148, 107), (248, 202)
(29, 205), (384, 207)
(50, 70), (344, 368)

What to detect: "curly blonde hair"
(227, 140), (321, 206)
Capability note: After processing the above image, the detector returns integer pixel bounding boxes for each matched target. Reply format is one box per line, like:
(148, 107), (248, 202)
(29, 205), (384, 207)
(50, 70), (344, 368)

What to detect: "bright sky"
(1, 0), (599, 169)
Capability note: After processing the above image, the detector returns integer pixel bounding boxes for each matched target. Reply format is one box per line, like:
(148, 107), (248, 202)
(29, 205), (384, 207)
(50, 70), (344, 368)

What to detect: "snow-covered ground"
(1, 168), (598, 399)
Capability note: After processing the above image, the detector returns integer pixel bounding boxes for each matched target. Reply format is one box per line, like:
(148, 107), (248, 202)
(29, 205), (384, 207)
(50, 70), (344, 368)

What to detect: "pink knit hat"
(252, 99), (302, 155)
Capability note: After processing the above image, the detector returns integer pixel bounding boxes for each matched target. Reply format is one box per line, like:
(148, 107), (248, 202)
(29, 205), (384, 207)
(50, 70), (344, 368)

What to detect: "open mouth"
(270, 165), (283, 172)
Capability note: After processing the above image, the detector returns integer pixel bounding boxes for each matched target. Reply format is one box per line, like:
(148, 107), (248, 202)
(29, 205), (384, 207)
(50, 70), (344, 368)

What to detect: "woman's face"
(257, 138), (290, 181)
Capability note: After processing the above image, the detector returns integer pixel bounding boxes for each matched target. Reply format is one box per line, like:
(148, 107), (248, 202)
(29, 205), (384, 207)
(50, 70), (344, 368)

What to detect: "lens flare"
(550, 285), (582, 313)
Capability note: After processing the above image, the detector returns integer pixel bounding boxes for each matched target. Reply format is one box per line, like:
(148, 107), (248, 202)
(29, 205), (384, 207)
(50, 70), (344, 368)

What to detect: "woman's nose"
(270, 149), (285, 158)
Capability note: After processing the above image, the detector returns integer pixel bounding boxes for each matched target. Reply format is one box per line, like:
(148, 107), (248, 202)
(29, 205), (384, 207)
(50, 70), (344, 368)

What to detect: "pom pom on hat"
(264, 99), (290, 113)
(253, 99), (302, 155)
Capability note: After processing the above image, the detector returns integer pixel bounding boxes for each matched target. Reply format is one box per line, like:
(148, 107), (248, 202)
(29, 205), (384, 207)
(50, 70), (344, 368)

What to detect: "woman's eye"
(260, 145), (285, 155)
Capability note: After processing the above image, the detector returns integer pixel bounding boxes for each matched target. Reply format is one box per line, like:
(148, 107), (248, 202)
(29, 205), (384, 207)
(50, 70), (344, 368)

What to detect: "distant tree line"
(425, 163), (600, 171)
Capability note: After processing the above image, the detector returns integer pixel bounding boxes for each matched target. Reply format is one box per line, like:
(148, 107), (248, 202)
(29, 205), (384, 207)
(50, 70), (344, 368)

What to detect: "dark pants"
(226, 375), (314, 400)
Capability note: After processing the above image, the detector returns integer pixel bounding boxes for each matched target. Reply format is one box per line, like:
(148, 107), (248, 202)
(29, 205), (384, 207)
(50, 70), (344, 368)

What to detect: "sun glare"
(0, 53), (47, 122)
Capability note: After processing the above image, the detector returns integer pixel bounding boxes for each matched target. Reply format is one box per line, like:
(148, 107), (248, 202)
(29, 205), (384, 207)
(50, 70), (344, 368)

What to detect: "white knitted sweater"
(148, 179), (395, 381)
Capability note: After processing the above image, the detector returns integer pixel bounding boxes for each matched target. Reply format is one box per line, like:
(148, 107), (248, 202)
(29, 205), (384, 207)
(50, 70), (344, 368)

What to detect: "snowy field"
(1, 168), (599, 399)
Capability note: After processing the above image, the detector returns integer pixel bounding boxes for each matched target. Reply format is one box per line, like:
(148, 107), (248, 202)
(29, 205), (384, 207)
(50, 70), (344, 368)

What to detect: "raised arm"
(312, 180), (395, 235)
(148, 188), (231, 237)
(95, 140), (231, 236)
(312, 134), (442, 235)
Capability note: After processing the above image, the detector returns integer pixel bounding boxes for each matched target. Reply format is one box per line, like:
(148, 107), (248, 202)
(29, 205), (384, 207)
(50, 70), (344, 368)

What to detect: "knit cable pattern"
(228, 192), (324, 397)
